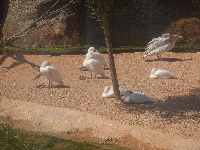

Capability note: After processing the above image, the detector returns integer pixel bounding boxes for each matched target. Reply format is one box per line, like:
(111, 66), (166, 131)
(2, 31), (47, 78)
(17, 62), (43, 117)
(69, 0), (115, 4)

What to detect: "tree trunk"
(99, 0), (121, 100)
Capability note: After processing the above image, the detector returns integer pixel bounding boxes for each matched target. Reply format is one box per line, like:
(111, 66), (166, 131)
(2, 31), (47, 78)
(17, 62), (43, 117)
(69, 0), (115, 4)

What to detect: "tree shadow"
(145, 57), (189, 62)
(156, 93), (199, 120)
(1, 54), (40, 70)
(118, 87), (200, 121)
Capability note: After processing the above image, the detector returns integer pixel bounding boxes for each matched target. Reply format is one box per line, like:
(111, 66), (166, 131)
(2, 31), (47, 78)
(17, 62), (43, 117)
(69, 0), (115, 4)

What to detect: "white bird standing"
(39, 61), (63, 87)
(83, 58), (106, 78)
(143, 33), (182, 60)
(150, 68), (177, 79)
(123, 90), (155, 104)
(102, 86), (126, 98)
(86, 47), (108, 67)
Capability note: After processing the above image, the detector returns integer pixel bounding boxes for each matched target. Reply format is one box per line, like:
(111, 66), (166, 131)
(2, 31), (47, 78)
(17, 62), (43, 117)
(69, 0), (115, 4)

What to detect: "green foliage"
(85, 0), (101, 22)
(85, 0), (114, 23)
(192, 0), (200, 3)
(192, 0), (200, 6)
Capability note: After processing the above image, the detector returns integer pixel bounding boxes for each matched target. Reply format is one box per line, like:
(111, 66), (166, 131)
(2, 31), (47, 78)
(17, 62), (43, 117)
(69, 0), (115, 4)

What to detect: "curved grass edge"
(0, 115), (131, 150)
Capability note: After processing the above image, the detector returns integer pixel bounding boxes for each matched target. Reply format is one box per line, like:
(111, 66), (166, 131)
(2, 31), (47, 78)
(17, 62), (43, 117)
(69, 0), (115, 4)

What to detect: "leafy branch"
(85, 0), (114, 23)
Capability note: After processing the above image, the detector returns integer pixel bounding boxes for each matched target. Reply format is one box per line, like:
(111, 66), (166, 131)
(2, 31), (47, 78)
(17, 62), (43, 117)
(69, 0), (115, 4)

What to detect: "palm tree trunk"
(99, 0), (121, 100)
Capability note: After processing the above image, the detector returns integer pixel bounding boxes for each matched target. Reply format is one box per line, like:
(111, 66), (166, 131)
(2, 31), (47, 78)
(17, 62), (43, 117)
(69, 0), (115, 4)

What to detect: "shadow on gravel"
(79, 76), (109, 80)
(145, 57), (191, 62)
(79, 67), (110, 71)
(1, 54), (40, 70)
(0, 55), (6, 65)
(33, 74), (43, 80)
(155, 89), (200, 120)
(36, 85), (70, 89)
(119, 87), (200, 121)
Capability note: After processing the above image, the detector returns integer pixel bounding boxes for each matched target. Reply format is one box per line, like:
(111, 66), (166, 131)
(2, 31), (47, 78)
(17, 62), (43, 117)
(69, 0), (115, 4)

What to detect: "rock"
(2, 0), (82, 47)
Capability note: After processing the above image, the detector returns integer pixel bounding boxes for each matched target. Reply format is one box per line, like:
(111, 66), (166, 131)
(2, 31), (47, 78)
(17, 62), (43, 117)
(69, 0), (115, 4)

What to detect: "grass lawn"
(0, 116), (131, 150)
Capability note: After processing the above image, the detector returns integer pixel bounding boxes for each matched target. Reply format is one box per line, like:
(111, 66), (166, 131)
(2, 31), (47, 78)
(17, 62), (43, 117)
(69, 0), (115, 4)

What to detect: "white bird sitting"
(86, 47), (108, 67)
(83, 58), (106, 78)
(143, 33), (182, 60)
(39, 61), (63, 87)
(123, 90), (155, 103)
(150, 68), (177, 79)
(102, 86), (126, 98)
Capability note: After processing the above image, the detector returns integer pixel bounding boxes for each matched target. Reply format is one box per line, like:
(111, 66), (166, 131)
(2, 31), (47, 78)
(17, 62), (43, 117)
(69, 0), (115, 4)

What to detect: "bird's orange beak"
(171, 35), (183, 39)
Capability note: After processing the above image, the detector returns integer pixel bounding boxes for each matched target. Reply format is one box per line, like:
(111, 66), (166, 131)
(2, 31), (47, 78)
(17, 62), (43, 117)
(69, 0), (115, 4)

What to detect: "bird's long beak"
(171, 35), (183, 39)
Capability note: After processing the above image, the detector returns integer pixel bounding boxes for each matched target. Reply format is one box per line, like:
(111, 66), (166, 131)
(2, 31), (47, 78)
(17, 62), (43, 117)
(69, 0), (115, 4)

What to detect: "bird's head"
(88, 47), (96, 53)
(124, 89), (132, 97)
(41, 61), (50, 68)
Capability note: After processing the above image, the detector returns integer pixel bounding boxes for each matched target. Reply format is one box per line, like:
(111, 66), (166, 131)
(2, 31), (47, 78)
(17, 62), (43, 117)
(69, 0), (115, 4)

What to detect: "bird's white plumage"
(83, 58), (106, 78)
(150, 68), (177, 79)
(86, 47), (108, 67)
(144, 33), (182, 60)
(102, 86), (126, 98)
(40, 61), (63, 86)
(123, 90), (155, 103)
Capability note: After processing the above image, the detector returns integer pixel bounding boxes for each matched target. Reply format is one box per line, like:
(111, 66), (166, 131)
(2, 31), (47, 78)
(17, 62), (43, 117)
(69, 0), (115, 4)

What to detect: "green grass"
(2, 45), (146, 55)
(3, 45), (200, 55)
(3, 45), (90, 54)
(0, 123), (131, 150)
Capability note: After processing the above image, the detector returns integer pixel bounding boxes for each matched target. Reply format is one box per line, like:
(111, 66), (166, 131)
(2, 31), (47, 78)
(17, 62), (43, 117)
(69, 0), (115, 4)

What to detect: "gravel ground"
(0, 52), (200, 149)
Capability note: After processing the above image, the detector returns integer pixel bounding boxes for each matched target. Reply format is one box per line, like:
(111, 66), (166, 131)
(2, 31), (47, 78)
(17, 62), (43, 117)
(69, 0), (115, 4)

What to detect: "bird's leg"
(157, 55), (162, 60)
(47, 79), (52, 88)
(50, 80), (52, 88)
(90, 72), (93, 79)
(159, 55), (162, 61)
(45, 79), (51, 88)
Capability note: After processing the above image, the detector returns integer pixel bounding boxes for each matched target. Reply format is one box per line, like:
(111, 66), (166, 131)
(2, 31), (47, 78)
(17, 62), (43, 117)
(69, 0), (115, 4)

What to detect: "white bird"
(123, 90), (155, 103)
(39, 61), (63, 87)
(143, 33), (182, 60)
(86, 47), (108, 67)
(102, 86), (126, 98)
(150, 68), (177, 79)
(83, 58), (106, 78)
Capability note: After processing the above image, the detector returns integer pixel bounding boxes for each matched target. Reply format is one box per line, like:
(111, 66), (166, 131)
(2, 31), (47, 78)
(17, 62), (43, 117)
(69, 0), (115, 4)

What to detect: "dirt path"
(0, 52), (200, 149)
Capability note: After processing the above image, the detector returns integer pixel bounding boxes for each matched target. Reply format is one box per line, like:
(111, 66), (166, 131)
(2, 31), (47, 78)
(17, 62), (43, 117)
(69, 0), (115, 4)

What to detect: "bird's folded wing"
(48, 67), (63, 84)
(144, 37), (169, 55)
